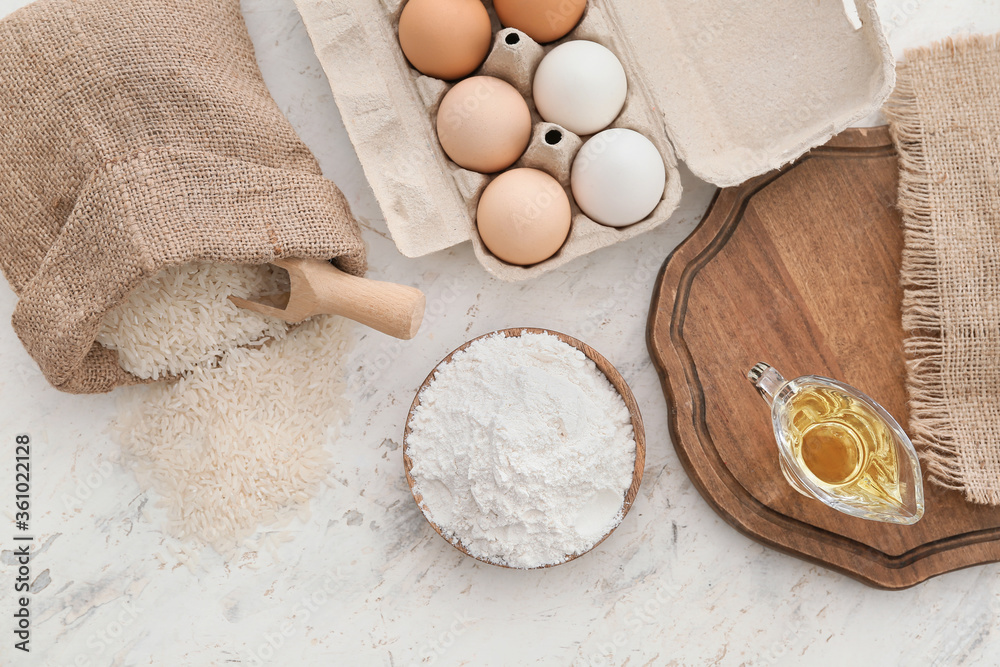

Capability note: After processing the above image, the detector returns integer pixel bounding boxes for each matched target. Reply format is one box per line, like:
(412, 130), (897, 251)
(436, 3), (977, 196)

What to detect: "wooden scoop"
(229, 258), (425, 340)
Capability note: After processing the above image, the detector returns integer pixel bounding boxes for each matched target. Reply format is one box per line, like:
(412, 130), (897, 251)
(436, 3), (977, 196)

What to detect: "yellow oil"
(783, 384), (905, 511)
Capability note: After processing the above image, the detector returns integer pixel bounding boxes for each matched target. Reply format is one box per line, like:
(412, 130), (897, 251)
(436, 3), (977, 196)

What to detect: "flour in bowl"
(405, 331), (637, 568)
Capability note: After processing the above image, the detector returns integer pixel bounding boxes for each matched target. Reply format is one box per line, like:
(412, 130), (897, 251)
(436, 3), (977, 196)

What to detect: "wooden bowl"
(403, 328), (646, 569)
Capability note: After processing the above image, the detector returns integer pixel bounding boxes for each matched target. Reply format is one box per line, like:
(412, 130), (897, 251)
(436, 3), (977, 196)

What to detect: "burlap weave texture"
(0, 0), (366, 393)
(886, 34), (1000, 504)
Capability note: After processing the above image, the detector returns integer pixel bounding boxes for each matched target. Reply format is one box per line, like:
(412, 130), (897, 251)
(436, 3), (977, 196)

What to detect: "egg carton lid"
(294, 0), (894, 258)
(611, 0), (893, 187)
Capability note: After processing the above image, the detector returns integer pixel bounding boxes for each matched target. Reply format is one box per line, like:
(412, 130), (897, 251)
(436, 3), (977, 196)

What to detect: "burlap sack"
(0, 0), (366, 394)
(885, 34), (1000, 504)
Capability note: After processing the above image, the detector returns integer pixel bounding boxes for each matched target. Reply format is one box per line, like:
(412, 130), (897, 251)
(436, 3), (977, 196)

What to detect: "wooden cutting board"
(647, 126), (1000, 590)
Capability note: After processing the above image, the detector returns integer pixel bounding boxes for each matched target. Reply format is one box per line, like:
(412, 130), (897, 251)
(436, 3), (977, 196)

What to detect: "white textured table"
(2, 1), (1000, 665)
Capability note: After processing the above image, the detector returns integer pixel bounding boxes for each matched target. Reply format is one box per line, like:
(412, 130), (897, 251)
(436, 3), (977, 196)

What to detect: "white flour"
(406, 331), (636, 568)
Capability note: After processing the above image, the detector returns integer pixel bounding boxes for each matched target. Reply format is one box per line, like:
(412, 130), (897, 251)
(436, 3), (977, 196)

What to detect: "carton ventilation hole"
(545, 130), (563, 146)
(505, 33), (520, 46)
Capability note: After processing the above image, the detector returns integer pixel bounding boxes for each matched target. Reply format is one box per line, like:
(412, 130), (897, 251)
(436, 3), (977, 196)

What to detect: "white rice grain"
(112, 314), (353, 556)
(103, 262), (354, 557)
(97, 262), (291, 380)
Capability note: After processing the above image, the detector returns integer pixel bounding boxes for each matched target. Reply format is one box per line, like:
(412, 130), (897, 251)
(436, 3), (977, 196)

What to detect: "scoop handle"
(282, 258), (425, 340)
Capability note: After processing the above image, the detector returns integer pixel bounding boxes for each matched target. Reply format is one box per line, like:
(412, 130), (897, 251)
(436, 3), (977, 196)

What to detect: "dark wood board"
(647, 126), (1000, 590)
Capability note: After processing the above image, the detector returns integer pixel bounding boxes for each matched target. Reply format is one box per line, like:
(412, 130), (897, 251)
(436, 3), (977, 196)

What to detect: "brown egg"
(494, 0), (586, 43)
(477, 168), (572, 266)
(437, 76), (531, 173)
(398, 0), (493, 80)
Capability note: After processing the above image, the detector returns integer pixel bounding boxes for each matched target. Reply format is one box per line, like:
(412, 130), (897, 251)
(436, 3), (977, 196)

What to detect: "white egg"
(571, 129), (666, 227)
(532, 41), (627, 136)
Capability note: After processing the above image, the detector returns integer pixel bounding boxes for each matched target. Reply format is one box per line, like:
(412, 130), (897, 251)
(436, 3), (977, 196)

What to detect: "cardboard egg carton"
(295, 0), (894, 282)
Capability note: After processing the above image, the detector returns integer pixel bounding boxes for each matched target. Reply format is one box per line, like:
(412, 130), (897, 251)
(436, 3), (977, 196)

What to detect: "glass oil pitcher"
(748, 363), (924, 525)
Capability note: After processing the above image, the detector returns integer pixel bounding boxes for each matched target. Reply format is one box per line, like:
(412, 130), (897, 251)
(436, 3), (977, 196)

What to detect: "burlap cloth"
(885, 34), (1000, 504)
(0, 0), (366, 394)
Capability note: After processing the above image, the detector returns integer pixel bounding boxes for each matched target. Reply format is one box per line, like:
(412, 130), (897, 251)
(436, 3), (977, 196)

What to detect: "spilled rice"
(97, 261), (291, 380)
(112, 315), (353, 555)
(101, 261), (353, 556)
